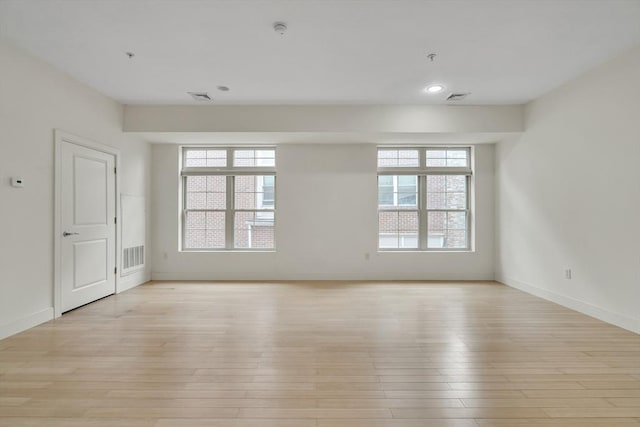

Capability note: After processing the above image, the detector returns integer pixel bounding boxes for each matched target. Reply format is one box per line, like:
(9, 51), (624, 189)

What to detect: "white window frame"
(180, 146), (276, 251)
(377, 146), (472, 251)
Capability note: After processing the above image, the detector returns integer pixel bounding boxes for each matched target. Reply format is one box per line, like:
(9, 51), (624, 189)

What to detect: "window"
(181, 147), (275, 250)
(377, 147), (471, 250)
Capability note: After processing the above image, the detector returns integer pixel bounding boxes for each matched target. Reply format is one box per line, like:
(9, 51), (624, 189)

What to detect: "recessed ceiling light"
(424, 84), (445, 94)
(217, 86), (230, 92)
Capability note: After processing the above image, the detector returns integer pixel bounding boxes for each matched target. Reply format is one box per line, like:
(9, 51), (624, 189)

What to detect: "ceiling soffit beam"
(123, 105), (524, 134)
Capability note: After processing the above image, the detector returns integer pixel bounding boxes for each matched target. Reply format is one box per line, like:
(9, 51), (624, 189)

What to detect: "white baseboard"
(151, 271), (494, 281)
(118, 269), (151, 293)
(498, 275), (639, 334)
(0, 308), (54, 340)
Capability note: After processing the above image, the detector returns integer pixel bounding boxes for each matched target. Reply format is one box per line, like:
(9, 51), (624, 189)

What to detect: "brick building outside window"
(377, 147), (471, 250)
(181, 147), (276, 250)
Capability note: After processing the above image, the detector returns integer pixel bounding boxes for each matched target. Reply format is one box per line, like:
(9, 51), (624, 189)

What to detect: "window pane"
(234, 211), (275, 249)
(397, 175), (417, 206)
(233, 149), (275, 167)
(427, 175), (467, 210)
(426, 148), (469, 168)
(185, 149), (227, 167)
(205, 150), (226, 167)
(206, 176), (226, 209)
(397, 175), (415, 186)
(378, 175), (417, 208)
(262, 176), (275, 208)
(186, 192), (206, 209)
(378, 211), (418, 249)
(378, 175), (393, 185)
(186, 175), (206, 192)
(427, 211), (467, 249)
(185, 176), (226, 210)
(378, 176), (394, 206)
(377, 149), (419, 167)
(184, 211), (225, 249)
(235, 175), (274, 210)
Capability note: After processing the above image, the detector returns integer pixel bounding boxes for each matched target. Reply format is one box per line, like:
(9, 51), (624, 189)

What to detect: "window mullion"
(226, 175), (234, 249)
(181, 176), (187, 250)
(393, 176), (398, 206)
(466, 174), (471, 250)
(227, 147), (234, 168)
(419, 174), (428, 250)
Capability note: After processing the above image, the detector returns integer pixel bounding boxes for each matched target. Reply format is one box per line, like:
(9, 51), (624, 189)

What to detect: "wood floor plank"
(84, 407), (239, 418)
(0, 419), (156, 427)
(154, 420), (317, 427)
(21, 397), (318, 409)
(476, 419), (640, 426)
(608, 398), (640, 407)
(523, 389), (640, 398)
(318, 420), (477, 427)
(316, 398), (464, 408)
(461, 398), (612, 408)
(0, 397), (30, 406)
(238, 408), (392, 418)
(543, 407), (640, 417)
(390, 407), (549, 418)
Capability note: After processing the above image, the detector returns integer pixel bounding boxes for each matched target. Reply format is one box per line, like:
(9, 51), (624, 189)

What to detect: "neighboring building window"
(377, 147), (471, 250)
(181, 147), (275, 250)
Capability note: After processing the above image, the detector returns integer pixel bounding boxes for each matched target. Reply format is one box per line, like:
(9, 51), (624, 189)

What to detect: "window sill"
(180, 249), (276, 253)
(377, 249), (474, 253)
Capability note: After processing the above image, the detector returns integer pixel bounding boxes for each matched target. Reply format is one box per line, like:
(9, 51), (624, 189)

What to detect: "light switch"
(10, 177), (24, 188)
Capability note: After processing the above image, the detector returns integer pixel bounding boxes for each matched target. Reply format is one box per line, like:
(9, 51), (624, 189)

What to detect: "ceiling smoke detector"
(273, 22), (287, 35)
(446, 93), (470, 101)
(188, 92), (213, 102)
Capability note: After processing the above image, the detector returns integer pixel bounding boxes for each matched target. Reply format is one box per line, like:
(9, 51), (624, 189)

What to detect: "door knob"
(62, 232), (79, 237)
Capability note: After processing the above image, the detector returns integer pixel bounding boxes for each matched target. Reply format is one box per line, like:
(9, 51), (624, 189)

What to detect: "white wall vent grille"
(123, 245), (144, 270)
(446, 93), (470, 101)
(121, 195), (146, 275)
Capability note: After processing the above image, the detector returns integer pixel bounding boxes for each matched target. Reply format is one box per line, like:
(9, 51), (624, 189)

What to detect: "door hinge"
(114, 167), (117, 174)
(114, 267), (117, 275)
(114, 216), (117, 224)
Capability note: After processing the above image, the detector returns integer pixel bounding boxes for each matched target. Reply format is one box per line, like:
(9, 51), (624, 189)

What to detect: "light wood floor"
(1, 281), (639, 426)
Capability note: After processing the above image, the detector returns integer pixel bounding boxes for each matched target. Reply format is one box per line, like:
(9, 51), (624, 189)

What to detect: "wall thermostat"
(10, 177), (24, 188)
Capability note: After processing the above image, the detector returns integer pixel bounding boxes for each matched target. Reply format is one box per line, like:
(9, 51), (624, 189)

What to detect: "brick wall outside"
(378, 174), (467, 248)
(185, 175), (275, 249)
(185, 173), (466, 250)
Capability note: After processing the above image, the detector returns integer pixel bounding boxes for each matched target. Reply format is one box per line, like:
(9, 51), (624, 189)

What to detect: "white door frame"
(54, 130), (121, 318)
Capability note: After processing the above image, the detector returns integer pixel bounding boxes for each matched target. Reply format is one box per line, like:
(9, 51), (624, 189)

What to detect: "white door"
(60, 141), (116, 312)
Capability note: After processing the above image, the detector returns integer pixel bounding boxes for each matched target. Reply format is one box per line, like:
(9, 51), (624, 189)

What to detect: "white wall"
(151, 143), (494, 280)
(0, 38), (151, 339)
(495, 46), (640, 333)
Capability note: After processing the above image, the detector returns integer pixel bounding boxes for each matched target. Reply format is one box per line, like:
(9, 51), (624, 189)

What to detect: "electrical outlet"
(565, 269), (572, 279)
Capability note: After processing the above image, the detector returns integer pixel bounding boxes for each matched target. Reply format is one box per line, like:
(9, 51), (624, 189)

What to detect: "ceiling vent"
(446, 93), (470, 101)
(188, 92), (213, 102)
